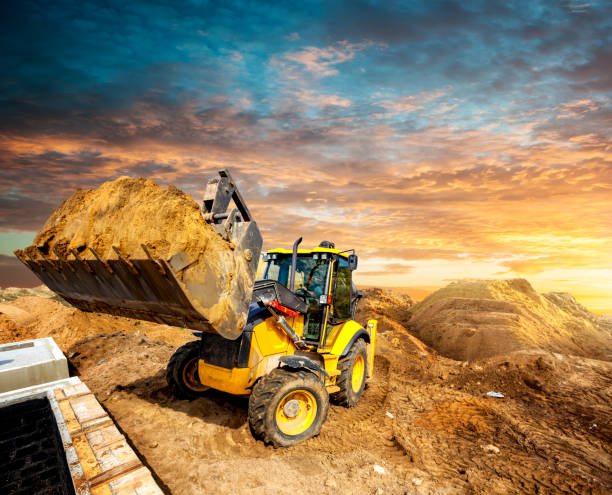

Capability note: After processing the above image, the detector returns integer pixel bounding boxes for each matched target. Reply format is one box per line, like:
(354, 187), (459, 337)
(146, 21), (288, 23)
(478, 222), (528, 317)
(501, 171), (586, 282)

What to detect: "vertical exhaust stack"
(289, 237), (303, 292)
(14, 170), (263, 340)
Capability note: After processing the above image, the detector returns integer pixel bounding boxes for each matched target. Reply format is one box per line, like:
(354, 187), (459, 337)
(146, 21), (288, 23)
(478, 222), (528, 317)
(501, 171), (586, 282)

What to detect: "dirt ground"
(1, 287), (611, 494)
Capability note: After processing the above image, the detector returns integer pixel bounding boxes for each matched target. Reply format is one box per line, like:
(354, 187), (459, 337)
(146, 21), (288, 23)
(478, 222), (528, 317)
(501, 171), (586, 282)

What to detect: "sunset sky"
(1, 1), (610, 312)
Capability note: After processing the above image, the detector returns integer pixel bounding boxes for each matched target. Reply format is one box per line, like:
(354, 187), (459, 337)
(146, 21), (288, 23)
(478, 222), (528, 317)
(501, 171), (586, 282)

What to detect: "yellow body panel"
(253, 315), (301, 355)
(321, 354), (340, 381)
(199, 241), (378, 396)
(197, 362), (252, 395)
(198, 314), (377, 395)
(326, 320), (369, 356)
(198, 315), (302, 395)
(319, 318), (377, 381)
(198, 315), (377, 395)
(366, 319), (377, 378)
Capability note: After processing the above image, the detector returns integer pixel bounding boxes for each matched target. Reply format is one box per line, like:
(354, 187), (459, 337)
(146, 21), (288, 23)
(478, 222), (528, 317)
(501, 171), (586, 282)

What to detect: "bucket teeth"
(52, 246), (76, 273)
(112, 246), (139, 275)
(89, 247), (113, 274)
(34, 247), (68, 281)
(141, 244), (166, 276)
(36, 247), (60, 272)
(70, 249), (94, 274)
(14, 170), (263, 339)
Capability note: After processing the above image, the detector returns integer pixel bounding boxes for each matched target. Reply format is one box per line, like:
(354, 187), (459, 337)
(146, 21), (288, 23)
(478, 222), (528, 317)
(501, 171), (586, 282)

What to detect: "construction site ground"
(1, 288), (611, 494)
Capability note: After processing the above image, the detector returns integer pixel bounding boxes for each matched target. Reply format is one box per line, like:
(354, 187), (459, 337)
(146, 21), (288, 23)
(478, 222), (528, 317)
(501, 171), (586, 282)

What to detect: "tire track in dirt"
(305, 355), (393, 453)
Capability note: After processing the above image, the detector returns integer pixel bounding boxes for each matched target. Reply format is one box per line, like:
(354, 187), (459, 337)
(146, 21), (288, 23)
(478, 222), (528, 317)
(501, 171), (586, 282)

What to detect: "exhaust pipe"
(289, 237), (302, 292)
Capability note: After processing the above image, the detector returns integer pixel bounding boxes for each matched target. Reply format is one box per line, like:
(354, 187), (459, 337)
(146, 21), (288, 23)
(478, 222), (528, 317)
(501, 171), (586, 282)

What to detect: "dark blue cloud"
(1, 0), (609, 136)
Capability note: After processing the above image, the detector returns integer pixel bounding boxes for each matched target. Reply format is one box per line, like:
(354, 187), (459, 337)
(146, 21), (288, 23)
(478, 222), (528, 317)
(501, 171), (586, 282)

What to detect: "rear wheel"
(248, 368), (329, 447)
(166, 341), (209, 399)
(334, 339), (368, 407)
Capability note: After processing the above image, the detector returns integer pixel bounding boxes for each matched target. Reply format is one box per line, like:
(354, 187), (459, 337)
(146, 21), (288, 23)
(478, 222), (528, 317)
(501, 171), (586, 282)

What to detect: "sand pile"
(18, 177), (256, 338)
(355, 287), (414, 334)
(598, 314), (612, 333)
(0, 285), (68, 304)
(408, 279), (612, 361)
(0, 295), (193, 350)
(24, 177), (225, 262)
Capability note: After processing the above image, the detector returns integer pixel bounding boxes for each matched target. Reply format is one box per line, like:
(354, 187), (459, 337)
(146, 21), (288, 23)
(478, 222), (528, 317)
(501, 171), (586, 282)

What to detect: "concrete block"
(0, 337), (68, 393)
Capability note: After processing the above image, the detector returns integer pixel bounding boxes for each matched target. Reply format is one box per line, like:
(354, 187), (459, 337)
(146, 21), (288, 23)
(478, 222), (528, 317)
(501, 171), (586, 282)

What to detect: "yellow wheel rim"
(182, 357), (208, 392)
(275, 390), (317, 436)
(351, 354), (365, 393)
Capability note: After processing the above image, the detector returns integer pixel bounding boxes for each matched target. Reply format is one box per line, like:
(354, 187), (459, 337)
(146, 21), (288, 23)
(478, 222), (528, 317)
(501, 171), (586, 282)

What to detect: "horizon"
(1, 1), (610, 315)
(3, 277), (610, 316)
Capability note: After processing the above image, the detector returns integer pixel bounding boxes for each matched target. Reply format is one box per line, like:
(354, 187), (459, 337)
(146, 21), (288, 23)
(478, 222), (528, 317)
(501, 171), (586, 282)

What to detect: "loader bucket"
(15, 230), (260, 340)
(14, 171), (263, 340)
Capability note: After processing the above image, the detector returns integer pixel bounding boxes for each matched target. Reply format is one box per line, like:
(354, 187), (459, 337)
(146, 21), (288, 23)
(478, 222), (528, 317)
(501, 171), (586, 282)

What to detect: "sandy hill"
(0, 285), (69, 305)
(355, 287), (415, 332)
(0, 286), (192, 350)
(407, 278), (612, 362)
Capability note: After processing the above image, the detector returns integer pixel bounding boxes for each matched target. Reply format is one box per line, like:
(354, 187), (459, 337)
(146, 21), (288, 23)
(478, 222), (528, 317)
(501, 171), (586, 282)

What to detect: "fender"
(339, 328), (370, 357)
(279, 355), (329, 380)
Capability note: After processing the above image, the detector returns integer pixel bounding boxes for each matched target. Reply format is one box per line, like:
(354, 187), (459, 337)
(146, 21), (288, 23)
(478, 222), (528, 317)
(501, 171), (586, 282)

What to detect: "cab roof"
(266, 247), (350, 258)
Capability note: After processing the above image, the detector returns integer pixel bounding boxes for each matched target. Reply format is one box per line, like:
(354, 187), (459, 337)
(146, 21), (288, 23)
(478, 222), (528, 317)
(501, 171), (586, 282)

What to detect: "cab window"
(333, 257), (352, 320)
(263, 255), (328, 297)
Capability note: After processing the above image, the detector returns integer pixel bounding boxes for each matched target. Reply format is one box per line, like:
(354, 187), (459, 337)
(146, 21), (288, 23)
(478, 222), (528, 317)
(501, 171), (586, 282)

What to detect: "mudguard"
(279, 355), (329, 379)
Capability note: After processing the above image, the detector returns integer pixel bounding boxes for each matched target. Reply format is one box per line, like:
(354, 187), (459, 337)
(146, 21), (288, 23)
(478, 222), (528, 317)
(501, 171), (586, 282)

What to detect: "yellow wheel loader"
(16, 169), (377, 447)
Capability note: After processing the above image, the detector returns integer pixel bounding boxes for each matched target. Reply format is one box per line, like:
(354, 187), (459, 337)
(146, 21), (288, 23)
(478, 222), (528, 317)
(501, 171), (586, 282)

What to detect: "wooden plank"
(58, 398), (80, 435)
(88, 458), (143, 488)
(107, 466), (164, 495)
(90, 483), (113, 495)
(73, 434), (103, 480)
(70, 394), (107, 426)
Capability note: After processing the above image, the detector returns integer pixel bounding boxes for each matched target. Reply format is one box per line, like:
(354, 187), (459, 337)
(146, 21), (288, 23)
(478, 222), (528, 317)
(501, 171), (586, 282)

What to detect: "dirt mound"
(408, 279), (612, 361)
(0, 296), (193, 350)
(355, 287), (415, 334)
(0, 284), (68, 305)
(598, 314), (612, 333)
(389, 349), (611, 494)
(64, 328), (611, 494)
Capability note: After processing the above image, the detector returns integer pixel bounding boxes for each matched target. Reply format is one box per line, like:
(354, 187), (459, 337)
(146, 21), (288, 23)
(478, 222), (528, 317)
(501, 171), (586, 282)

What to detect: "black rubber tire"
(248, 368), (329, 447)
(166, 341), (209, 400)
(334, 339), (368, 407)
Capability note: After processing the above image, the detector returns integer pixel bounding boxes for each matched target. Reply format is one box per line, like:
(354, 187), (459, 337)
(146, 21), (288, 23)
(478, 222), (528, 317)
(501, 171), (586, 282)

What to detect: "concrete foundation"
(0, 340), (163, 495)
(0, 396), (75, 494)
(0, 338), (69, 393)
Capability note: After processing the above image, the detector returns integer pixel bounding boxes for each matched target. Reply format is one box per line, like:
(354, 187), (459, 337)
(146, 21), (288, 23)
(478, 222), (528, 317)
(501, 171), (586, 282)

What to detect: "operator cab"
(258, 240), (362, 344)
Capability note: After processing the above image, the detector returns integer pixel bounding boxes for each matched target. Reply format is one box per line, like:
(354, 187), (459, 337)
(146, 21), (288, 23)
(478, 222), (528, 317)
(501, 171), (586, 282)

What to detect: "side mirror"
(348, 254), (358, 270)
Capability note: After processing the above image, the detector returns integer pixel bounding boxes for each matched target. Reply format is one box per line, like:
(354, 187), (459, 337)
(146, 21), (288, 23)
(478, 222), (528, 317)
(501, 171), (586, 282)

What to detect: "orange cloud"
(1, 92), (610, 312)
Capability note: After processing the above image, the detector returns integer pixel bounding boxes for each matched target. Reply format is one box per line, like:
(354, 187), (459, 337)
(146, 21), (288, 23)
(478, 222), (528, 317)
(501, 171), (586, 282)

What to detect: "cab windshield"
(262, 255), (329, 297)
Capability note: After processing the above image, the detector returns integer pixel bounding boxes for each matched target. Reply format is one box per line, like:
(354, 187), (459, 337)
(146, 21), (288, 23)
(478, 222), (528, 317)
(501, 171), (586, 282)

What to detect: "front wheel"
(248, 368), (329, 447)
(166, 341), (209, 399)
(334, 339), (368, 407)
